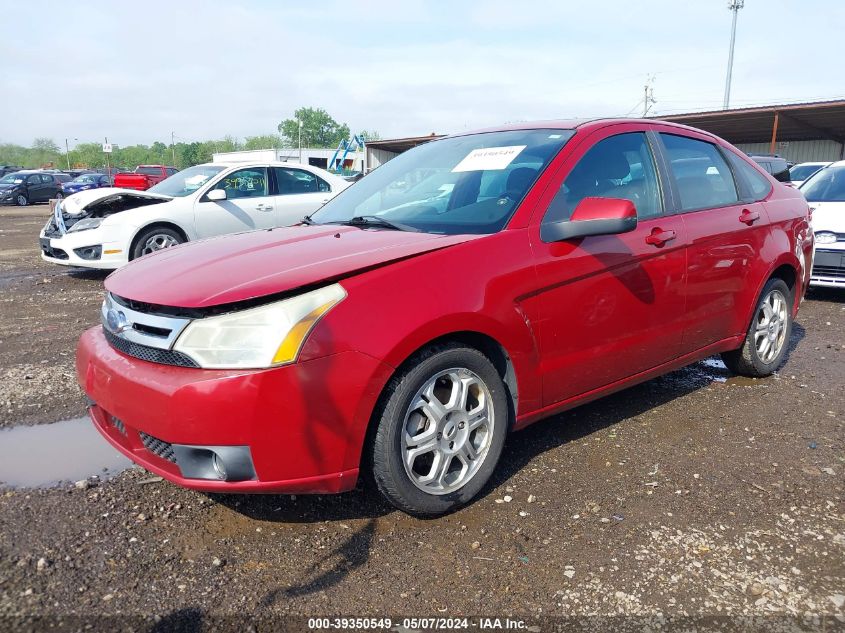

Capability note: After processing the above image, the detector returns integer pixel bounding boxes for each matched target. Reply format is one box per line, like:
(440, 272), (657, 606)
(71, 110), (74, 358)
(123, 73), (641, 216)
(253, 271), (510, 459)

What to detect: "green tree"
(278, 107), (350, 149)
(357, 130), (381, 142)
(244, 134), (284, 150)
(31, 138), (62, 167)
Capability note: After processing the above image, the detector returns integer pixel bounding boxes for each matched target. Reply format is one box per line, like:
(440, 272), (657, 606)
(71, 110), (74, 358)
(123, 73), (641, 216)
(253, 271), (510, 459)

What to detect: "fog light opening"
(73, 245), (102, 261)
(211, 453), (228, 481)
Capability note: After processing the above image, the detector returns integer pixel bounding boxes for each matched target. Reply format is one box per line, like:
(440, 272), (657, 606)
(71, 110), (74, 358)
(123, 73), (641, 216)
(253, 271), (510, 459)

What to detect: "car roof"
(445, 117), (730, 142)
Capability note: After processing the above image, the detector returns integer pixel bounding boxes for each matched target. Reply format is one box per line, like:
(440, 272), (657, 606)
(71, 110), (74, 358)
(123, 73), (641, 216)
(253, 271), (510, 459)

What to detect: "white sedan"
(790, 161), (831, 188)
(39, 161), (350, 269)
(801, 160), (845, 288)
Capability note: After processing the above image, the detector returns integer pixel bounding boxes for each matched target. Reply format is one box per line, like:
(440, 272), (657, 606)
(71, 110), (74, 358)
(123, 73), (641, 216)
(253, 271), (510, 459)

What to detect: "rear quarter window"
(725, 151), (773, 202)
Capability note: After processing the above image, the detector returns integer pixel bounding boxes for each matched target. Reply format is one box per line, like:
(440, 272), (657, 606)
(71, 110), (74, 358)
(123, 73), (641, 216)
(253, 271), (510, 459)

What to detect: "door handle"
(256, 203), (274, 212)
(739, 208), (760, 225)
(645, 228), (677, 247)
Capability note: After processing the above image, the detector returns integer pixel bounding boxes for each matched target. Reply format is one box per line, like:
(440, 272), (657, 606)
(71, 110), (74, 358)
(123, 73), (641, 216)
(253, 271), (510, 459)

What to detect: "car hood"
(809, 201), (845, 232)
(61, 187), (172, 215)
(105, 225), (483, 308)
(0, 183), (21, 191)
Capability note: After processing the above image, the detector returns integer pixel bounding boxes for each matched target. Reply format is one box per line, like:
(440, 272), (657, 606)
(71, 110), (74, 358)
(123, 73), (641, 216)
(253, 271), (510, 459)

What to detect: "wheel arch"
(740, 256), (800, 337)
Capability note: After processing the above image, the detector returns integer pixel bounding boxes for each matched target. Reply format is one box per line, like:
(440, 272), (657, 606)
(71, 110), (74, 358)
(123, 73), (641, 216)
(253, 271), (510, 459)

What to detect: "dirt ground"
(0, 206), (842, 630)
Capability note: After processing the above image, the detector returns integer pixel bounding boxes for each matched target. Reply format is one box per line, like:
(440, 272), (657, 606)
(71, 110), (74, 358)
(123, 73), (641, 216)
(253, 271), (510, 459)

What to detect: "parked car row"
(69, 118), (814, 515)
(0, 170), (68, 206)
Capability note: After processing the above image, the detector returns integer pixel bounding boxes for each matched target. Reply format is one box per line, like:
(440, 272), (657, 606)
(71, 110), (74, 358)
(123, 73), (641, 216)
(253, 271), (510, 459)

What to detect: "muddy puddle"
(0, 416), (134, 488)
(667, 356), (764, 388)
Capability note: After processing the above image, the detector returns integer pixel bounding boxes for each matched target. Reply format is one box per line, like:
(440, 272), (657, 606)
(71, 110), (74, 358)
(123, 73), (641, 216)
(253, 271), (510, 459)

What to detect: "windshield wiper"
(329, 215), (420, 232)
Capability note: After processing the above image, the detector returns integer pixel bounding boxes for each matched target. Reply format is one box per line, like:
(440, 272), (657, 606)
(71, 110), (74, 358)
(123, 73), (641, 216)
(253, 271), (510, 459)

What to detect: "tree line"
(0, 107), (379, 171)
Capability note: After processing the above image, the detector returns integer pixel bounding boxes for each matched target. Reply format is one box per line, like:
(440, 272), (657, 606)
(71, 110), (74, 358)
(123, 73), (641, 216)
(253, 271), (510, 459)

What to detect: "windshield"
(0, 173), (23, 184)
(147, 165), (224, 197)
(800, 166), (845, 202)
(790, 164), (825, 181)
(312, 129), (575, 234)
(72, 174), (98, 183)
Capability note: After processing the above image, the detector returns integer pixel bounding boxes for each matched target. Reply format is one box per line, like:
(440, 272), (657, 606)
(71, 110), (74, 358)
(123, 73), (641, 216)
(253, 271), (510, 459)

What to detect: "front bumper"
(39, 229), (129, 269)
(810, 247), (845, 288)
(76, 327), (393, 493)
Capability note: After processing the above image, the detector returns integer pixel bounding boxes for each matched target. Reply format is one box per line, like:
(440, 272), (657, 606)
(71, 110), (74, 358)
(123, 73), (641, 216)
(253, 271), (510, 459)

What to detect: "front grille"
(139, 432), (177, 463)
(103, 328), (198, 367)
(811, 264), (845, 279)
(41, 244), (68, 259)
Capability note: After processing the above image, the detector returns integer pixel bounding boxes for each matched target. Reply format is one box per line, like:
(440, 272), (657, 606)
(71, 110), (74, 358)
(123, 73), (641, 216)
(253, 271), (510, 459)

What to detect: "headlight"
(172, 283), (346, 369)
(67, 217), (103, 233)
(815, 231), (836, 244)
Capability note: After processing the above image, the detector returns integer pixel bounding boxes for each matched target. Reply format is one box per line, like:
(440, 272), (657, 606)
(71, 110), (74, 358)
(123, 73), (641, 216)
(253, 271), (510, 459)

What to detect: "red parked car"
(77, 119), (812, 515)
(113, 165), (178, 190)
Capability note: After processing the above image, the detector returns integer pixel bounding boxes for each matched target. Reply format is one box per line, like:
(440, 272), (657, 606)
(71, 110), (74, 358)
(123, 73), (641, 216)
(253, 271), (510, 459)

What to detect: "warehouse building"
(659, 99), (845, 163)
(212, 147), (364, 172)
(365, 100), (845, 171)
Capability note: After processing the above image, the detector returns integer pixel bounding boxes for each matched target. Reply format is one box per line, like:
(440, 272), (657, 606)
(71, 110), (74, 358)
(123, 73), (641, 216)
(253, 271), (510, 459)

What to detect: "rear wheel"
(370, 344), (509, 516)
(131, 226), (184, 260)
(721, 278), (792, 377)
(15, 194), (28, 206)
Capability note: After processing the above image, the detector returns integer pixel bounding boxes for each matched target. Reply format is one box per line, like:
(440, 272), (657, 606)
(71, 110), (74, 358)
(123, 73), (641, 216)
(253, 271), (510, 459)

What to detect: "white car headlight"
(67, 217), (103, 233)
(172, 283), (346, 369)
(815, 231), (837, 244)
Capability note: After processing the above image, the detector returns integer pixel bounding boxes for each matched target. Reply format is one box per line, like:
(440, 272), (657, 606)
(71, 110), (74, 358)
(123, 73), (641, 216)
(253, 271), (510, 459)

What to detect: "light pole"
(298, 119), (303, 163)
(171, 131), (176, 166)
(722, 0), (745, 110)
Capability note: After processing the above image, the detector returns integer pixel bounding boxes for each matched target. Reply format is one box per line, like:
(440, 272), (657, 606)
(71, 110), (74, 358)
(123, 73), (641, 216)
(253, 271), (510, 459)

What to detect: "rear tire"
(721, 278), (792, 377)
(130, 226), (184, 260)
(369, 343), (509, 516)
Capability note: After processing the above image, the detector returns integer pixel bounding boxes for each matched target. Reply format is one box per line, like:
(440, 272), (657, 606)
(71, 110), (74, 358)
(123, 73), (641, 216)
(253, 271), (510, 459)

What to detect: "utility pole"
(642, 76), (656, 117)
(723, 0), (745, 110)
(171, 131), (176, 166)
(64, 138), (71, 170)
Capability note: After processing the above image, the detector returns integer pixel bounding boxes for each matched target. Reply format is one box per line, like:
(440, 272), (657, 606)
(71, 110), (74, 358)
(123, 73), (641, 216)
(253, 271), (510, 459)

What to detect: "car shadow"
(65, 268), (110, 282)
(805, 287), (845, 303)
(211, 324), (807, 524)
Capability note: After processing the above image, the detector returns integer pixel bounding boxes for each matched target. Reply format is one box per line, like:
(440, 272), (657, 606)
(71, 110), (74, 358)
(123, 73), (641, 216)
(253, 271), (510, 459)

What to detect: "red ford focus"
(77, 119), (812, 515)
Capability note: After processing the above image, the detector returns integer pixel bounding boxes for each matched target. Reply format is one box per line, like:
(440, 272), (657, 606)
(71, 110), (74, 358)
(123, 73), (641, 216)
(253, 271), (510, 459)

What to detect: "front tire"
(15, 194), (28, 206)
(131, 226), (183, 260)
(370, 343), (509, 516)
(721, 278), (792, 377)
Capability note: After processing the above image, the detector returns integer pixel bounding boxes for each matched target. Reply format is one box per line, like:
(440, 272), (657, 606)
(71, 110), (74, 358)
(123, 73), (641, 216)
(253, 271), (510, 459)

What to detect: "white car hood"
(61, 187), (172, 216)
(810, 201), (845, 233)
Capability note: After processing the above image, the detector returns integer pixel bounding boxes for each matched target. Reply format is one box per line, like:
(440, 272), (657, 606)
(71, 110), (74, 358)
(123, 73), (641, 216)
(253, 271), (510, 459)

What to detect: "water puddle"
(0, 416), (134, 488)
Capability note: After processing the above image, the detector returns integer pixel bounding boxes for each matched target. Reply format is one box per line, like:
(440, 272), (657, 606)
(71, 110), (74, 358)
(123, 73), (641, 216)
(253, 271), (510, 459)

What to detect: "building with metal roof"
(657, 99), (845, 163)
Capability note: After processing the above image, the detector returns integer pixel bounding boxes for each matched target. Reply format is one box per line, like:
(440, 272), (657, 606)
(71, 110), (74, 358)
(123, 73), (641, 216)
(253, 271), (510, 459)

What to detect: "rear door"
(270, 166), (333, 225)
(655, 131), (772, 352)
(530, 126), (688, 406)
(192, 167), (276, 238)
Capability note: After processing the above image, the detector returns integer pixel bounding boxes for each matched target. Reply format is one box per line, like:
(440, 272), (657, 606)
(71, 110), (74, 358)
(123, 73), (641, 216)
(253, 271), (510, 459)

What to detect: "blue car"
(61, 173), (111, 195)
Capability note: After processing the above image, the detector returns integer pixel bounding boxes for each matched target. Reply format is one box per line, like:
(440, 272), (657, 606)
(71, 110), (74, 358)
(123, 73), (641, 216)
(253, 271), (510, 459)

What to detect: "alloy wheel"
(754, 288), (788, 363)
(141, 233), (179, 255)
(401, 368), (495, 495)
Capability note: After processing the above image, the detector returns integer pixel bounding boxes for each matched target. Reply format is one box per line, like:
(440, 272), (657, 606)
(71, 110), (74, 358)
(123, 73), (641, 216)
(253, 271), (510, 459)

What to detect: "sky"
(1, 0), (843, 148)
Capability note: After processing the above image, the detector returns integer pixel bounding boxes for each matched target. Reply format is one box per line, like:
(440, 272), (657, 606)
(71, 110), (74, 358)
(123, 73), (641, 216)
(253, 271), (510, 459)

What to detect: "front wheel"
(370, 344), (509, 516)
(721, 278), (793, 377)
(131, 226), (184, 260)
(15, 194), (28, 206)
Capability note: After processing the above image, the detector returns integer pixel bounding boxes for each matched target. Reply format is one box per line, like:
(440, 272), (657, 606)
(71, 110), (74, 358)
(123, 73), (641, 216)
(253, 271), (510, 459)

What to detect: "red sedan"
(77, 119), (812, 515)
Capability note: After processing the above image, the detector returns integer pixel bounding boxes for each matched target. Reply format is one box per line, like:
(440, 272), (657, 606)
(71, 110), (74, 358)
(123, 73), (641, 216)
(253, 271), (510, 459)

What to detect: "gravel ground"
(0, 207), (842, 630)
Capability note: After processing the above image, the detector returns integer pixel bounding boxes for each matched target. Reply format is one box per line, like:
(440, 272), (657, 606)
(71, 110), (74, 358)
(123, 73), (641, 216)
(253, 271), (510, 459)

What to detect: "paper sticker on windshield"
(452, 145), (526, 172)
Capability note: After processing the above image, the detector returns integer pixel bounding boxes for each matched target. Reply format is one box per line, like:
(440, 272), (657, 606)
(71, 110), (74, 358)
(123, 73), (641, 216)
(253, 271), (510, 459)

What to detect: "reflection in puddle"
(0, 416), (134, 488)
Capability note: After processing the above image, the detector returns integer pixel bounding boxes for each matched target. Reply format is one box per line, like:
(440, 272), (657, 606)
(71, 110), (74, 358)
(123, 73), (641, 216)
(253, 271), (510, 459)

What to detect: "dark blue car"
(61, 173), (111, 195)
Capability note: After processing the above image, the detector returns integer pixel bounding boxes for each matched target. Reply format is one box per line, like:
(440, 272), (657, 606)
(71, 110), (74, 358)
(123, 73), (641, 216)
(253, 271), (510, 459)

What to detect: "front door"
(530, 129), (688, 406)
(193, 167), (275, 239)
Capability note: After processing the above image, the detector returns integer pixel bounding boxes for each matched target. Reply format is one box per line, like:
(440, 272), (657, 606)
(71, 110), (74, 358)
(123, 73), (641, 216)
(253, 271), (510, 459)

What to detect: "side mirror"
(541, 197), (638, 242)
(206, 188), (227, 202)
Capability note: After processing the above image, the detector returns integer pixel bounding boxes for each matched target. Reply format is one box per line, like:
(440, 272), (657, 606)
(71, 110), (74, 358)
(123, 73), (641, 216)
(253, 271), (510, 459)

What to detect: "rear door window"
(273, 167), (330, 194)
(660, 134), (739, 211)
